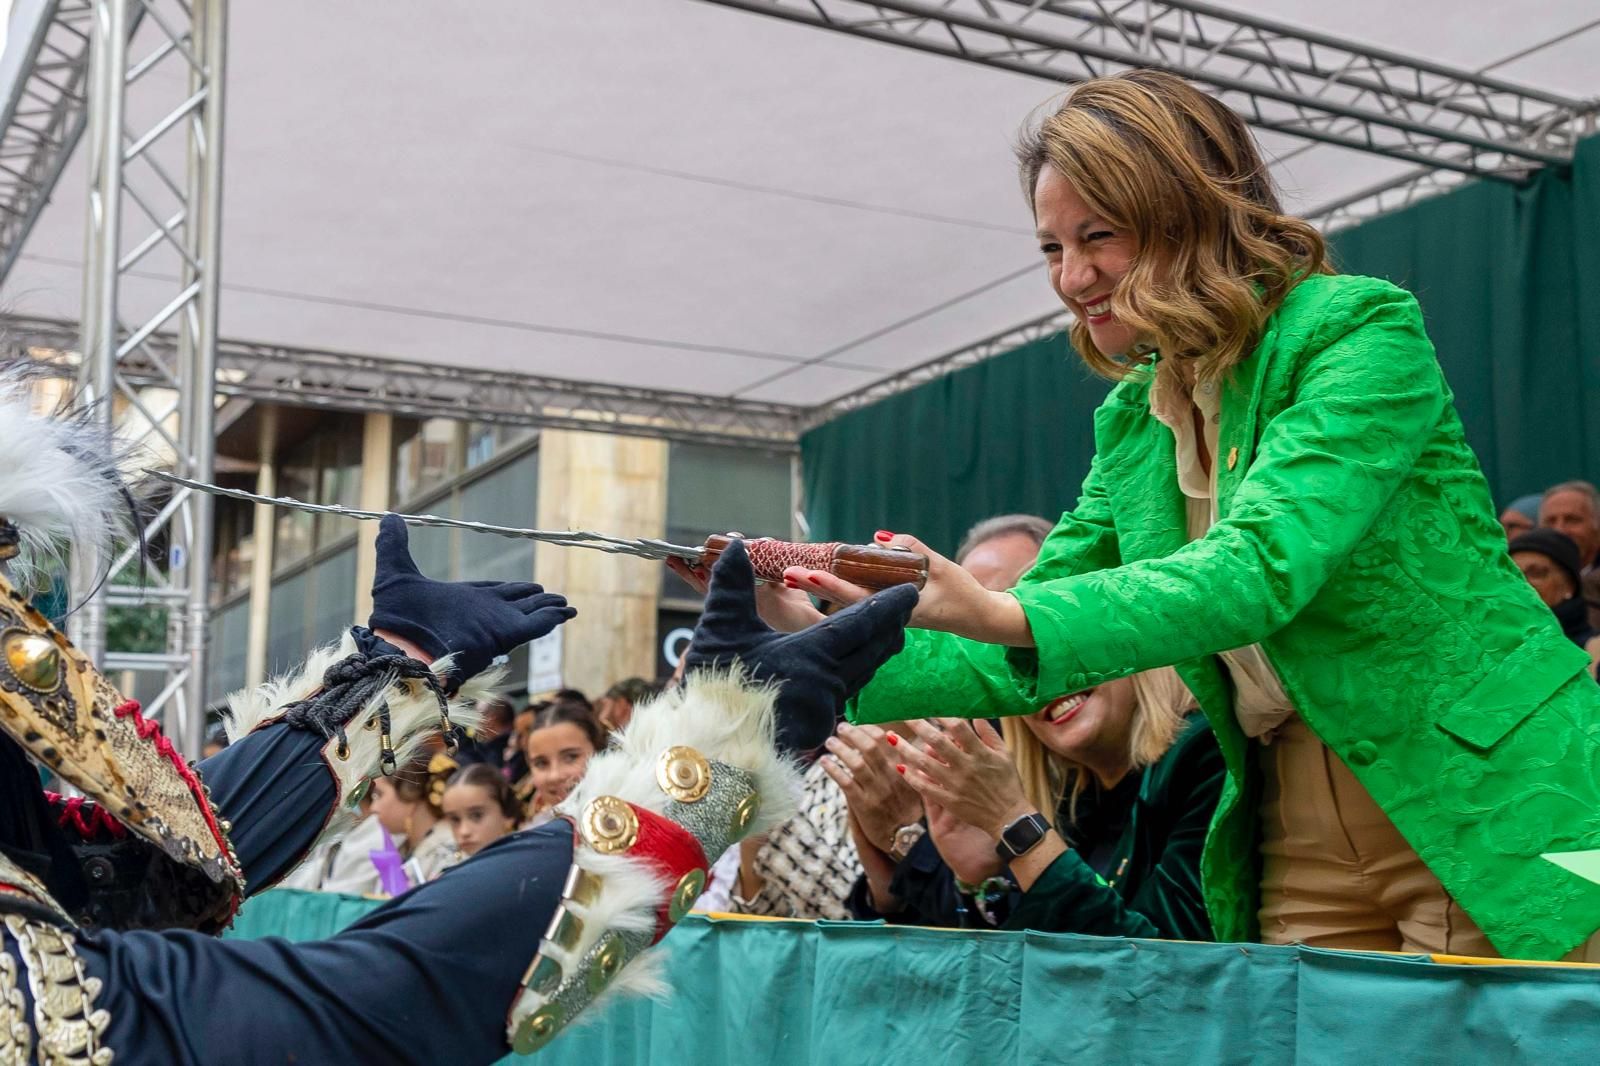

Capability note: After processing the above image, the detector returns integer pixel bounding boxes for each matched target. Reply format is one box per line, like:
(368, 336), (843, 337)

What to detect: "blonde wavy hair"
(999, 667), (1195, 831)
(1016, 70), (1330, 383)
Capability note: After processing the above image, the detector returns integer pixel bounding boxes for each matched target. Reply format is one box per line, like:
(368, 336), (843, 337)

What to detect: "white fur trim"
(559, 667), (801, 837)
(222, 634), (495, 857)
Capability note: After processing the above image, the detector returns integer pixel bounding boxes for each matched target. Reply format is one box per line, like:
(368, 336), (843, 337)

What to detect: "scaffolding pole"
(73, 0), (227, 755)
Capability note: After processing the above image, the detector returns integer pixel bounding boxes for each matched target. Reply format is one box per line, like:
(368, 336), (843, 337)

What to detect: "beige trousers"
(1257, 718), (1502, 955)
(1258, 718), (1600, 961)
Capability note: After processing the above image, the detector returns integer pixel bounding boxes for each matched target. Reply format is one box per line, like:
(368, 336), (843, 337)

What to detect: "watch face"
(891, 824), (924, 857)
(998, 813), (1047, 858)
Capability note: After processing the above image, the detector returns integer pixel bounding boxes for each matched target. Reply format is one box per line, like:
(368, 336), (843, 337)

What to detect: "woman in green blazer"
(788, 71), (1600, 962)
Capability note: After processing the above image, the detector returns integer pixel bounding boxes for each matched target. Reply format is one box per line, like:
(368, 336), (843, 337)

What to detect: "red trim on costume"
(45, 792), (128, 840)
(113, 699), (243, 920)
(624, 804), (709, 944)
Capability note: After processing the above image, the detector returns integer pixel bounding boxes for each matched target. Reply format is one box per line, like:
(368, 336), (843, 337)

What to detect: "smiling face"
(1034, 166), (1139, 358)
(442, 780), (516, 857)
(1019, 676), (1140, 771)
(525, 721), (597, 808)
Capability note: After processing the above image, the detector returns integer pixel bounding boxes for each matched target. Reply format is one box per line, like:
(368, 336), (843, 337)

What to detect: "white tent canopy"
(3, 0), (1598, 410)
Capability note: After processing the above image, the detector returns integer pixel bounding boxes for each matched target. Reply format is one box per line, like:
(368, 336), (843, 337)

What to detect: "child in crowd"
(369, 752), (462, 888)
(520, 699), (608, 827)
(442, 763), (524, 858)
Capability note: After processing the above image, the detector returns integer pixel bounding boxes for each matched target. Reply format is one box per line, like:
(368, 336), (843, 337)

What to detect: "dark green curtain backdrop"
(802, 136), (1600, 551)
(803, 334), (1109, 555)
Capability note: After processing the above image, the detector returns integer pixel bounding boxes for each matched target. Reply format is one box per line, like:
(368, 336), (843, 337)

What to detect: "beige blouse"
(1149, 367), (1297, 741)
(404, 821), (462, 885)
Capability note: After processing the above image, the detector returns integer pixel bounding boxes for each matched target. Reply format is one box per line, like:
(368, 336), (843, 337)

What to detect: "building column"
(535, 430), (667, 697)
(243, 406), (277, 688)
(353, 412), (394, 625)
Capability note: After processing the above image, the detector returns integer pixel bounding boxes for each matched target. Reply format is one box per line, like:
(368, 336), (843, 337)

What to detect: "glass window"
(262, 545), (358, 681)
(456, 449), (538, 583)
(663, 443), (792, 604)
(315, 414), (364, 549)
(465, 421), (535, 471)
(211, 494), (255, 602)
(264, 568), (309, 677)
(206, 596), (251, 706)
(393, 417), (463, 505)
(307, 546), (358, 647)
(274, 439), (317, 571)
(404, 493), (455, 580)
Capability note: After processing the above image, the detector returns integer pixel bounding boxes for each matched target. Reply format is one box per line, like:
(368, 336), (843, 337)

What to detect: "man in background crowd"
(1499, 494), (1541, 542)
(455, 696), (516, 769)
(1539, 480), (1600, 628)
(597, 677), (658, 732)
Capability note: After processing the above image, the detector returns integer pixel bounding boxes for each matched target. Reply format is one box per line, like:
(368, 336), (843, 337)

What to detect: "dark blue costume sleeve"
(73, 822), (574, 1066)
(195, 725), (337, 891)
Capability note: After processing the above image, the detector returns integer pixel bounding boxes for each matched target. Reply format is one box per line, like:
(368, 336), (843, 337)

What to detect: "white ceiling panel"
(3, 0), (1595, 412)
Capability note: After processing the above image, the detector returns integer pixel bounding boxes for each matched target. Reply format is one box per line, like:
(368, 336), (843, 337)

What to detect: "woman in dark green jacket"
(843, 669), (1222, 940)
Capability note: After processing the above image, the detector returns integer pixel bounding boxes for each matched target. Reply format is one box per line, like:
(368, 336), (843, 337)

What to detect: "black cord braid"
(279, 653), (452, 774)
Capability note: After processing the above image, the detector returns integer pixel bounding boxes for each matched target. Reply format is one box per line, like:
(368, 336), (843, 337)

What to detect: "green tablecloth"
(227, 889), (1600, 1064)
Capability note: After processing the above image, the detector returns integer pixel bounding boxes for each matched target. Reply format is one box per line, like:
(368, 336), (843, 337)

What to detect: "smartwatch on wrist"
(994, 811), (1050, 863)
(888, 822), (926, 862)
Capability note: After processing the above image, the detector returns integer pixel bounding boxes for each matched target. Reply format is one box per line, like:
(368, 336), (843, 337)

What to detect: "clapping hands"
(890, 718), (1036, 840)
(819, 723), (923, 854)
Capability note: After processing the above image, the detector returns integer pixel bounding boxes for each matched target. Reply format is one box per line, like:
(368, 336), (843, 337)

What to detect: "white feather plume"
(0, 361), (132, 595)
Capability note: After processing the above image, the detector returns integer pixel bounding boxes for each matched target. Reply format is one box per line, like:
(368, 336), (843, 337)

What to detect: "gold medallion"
(655, 746), (712, 803)
(581, 795), (639, 854)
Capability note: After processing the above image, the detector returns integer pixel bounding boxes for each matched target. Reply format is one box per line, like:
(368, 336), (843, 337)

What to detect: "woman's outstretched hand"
(783, 532), (1034, 646)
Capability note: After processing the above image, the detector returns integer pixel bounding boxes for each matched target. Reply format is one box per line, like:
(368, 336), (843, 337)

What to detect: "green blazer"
(850, 273), (1600, 961)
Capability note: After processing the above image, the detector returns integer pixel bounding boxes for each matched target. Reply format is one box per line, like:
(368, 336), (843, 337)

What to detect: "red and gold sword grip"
(698, 534), (929, 592)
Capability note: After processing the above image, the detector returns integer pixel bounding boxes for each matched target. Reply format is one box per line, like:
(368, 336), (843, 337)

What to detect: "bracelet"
(954, 876), (1011, 900)
(954, 876), (1013, 927)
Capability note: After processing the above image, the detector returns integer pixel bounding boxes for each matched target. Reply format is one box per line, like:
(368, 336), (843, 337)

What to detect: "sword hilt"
(698, 535), (929, 593)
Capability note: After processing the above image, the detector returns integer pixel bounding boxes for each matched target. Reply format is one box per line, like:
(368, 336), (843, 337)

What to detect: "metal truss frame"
(2, 315), (807, 449)
(695, 0), (1598, 224)
(0, 1), (134, 286)
(72, 0), (226, 753)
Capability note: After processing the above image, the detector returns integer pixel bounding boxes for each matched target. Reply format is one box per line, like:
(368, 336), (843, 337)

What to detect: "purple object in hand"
(369, 826), (412, 897)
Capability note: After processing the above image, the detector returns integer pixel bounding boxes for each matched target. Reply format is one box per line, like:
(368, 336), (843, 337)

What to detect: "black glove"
(368, 514), (576, 687)
(685, 539), (917, 753)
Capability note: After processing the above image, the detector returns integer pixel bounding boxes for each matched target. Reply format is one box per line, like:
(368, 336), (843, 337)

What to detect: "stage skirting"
(226, 888), (1600, 1064)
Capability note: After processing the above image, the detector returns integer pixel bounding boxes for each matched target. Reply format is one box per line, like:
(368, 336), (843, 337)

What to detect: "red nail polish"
(895, 764), (906, 774)
(807, 575), (822, 585)
(875, 530), (893, 542)
(886, 733), (899, 747)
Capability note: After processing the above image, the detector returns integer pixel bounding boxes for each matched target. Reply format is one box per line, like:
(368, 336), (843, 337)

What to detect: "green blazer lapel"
(1216, 321), (1279, 513)
(1092, 390), (1188, 563)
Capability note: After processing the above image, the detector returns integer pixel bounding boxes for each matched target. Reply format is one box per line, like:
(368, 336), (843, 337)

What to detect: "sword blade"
(149, 472), (705, 562)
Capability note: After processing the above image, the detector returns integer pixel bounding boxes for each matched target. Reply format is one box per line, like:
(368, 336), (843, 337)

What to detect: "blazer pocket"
(1436, 633), (1590, 751)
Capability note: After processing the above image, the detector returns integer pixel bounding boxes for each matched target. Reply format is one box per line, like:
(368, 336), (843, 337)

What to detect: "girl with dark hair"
(369, 751), (462, 885)
(442, 762), (523, 857)
(522, 699), (609, 825)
